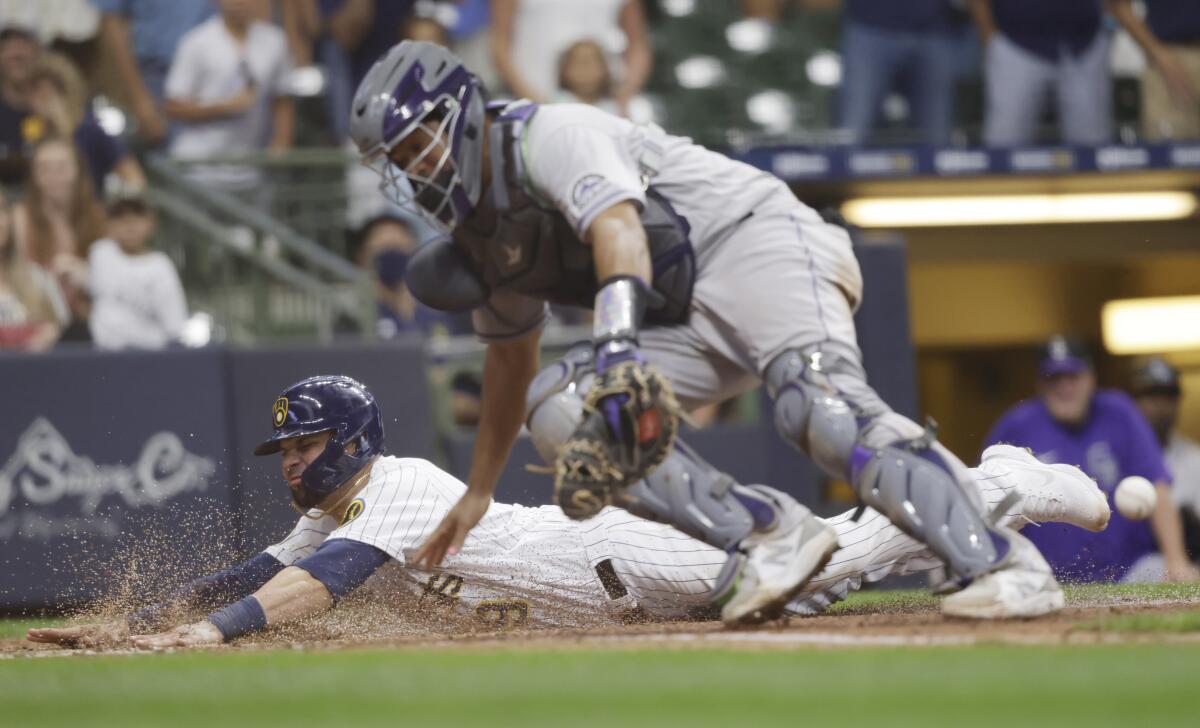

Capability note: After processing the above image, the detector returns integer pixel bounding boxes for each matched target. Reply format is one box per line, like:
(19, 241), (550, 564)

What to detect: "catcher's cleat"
(715, 487), (839, 627)
(940, 528), (1064, 619)
(979, 444), (1111, 533)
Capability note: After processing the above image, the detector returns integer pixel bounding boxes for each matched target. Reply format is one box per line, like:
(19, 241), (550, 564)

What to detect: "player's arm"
(26, 552), (286, 648)
(131, 539), (390, 648)
(586, 201), (652, 283)
(413, 328), (542, 569)
(1150, 482), (1200, 581)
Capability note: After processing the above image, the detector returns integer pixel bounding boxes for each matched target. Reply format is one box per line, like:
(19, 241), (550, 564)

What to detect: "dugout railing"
(143, 152), (374, 344)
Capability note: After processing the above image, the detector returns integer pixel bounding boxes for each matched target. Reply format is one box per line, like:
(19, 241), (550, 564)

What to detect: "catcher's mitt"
(554, 360), (679, 519)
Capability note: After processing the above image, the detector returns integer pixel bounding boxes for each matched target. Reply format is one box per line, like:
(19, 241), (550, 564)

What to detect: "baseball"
(1114, 476), (1157, 520)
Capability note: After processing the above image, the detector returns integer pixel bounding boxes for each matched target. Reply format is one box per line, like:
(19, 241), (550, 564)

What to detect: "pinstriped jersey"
(264, 456), (622, 628)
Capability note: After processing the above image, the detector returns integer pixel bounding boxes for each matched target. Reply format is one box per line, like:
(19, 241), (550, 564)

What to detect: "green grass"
(2, 645), (1198, 728)
(4, 583), (1200, 728)
(1081, 610), (1200, 633)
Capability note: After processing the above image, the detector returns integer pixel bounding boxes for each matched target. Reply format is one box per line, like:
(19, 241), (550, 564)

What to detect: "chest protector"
(406, 102), (695, 327)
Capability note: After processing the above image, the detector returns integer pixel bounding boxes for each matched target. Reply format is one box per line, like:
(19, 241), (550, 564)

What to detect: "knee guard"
(525, 348), (770, 551)
(765, 348), (1003, 584)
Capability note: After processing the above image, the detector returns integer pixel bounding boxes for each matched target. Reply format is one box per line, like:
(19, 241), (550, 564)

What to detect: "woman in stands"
(13, 136), (106, 342)
(0, 189), (68, 351)
(27, 53), (146, 196)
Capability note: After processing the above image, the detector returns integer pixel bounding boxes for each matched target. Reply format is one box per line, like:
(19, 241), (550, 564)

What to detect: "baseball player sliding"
(28, 376), (1109, 649)
(346, 40), (1065, 625)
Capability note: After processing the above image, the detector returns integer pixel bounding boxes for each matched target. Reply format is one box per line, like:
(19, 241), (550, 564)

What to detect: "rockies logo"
(272, 398), (288, 428)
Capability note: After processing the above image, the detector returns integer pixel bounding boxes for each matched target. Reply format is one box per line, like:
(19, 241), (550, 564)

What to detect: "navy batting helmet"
(254, 375), (385, 509)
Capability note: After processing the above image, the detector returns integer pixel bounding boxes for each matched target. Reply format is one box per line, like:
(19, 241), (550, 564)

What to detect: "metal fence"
(145, 152), (373, 343)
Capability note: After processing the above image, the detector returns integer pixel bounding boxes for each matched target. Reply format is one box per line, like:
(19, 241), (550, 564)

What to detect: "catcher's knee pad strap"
(766, 347), (1001, 582)
(526, 344), (594, 464)
(616, 443), (760, 551)
(851, 442), (1004, 583)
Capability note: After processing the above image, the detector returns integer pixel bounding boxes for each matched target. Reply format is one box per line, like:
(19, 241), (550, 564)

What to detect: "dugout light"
(841, 192), (1198, 227)
(1102, 296), (1200, 354)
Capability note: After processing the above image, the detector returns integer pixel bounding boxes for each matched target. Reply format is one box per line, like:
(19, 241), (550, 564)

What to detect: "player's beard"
(289, 482), (325, 511)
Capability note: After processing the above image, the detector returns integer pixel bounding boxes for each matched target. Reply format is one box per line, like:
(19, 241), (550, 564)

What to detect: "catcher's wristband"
(206, 595), (267, 642)
(593, 275), (648, 345)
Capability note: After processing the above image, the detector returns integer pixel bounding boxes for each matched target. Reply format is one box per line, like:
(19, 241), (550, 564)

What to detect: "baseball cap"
(1037, 335), (1091, 378)
(1131, 357), (1181, 397)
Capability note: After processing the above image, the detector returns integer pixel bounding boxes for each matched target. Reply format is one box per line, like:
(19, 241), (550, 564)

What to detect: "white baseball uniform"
(264, 454), (1033, 626)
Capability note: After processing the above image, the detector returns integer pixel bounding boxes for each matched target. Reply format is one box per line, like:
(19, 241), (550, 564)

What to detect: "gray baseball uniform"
(457, 102), (866, 411)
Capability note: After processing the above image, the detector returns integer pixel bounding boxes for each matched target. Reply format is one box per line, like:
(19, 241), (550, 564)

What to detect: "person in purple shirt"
(984, 335), (1197, 583)
(967, 0), (1111, 146)
(839, 0), (971, 146)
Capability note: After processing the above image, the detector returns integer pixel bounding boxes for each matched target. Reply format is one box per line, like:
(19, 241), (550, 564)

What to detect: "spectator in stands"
(0, 23), (42, 185)
(1131, 357), (1200, 566)
(984, 335), (1197, 583)
(94, 0), (216, 147)
(342, 8), (445, 238)
(555, 39), (617, 114)
(491, 0), (650, 114)
(839, 0), (968, 146)
(356, 214), (467, 340)
(967, 0), (1112, 146)
(164, 0), (294, 202)
(27, 53), (145, 196)
(13, 136), (105, 342)
(1108, 0), (1200, 141)
(403, 9), (451, 48)
(447, 0), (497, 93)
(88, 194), (188, 350)
(0, 189), (67, 352)
(316, 1), (417, 142)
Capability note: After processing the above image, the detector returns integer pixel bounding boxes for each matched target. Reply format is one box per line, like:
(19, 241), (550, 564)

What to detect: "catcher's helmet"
(350, 40), (488, 234)
(254, 375), (385, 509)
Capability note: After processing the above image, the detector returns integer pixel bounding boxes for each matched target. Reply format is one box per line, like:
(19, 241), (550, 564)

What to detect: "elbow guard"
(293, 539), (390, 602)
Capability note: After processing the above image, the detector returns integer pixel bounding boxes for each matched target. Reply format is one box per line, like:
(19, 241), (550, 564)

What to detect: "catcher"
(28, 376), (1109, 649)
(350, 40), (1064, 625)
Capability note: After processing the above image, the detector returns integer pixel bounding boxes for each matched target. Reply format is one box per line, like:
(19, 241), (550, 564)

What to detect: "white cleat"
(981, 444), (1110, 532)
(941, 528), (1065, 619)
(719, 491), (839, 627)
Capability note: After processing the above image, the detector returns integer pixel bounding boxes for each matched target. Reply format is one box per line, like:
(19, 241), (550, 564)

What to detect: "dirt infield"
(5, 590), (1199, 658)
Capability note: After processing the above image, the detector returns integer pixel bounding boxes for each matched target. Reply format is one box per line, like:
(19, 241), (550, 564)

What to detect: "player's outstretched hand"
(413, 490), (491, 570)
(131, 621), (223, 650)
(27, 620), (129, 649)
